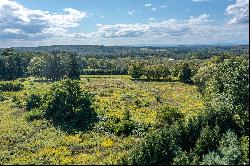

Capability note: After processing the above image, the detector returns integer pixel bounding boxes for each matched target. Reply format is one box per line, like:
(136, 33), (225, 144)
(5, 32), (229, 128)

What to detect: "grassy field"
(0, 75), (204, 165)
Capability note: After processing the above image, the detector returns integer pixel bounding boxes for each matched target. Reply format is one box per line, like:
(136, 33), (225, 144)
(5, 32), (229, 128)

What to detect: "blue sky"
(0, 0), (249, 47)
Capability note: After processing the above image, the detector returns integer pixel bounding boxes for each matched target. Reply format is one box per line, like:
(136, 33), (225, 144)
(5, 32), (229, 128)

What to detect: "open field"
(0, 75), (204, 165)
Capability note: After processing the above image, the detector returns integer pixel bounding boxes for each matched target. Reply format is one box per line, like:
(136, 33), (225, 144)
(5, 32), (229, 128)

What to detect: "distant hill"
(7, 44), (249, 59)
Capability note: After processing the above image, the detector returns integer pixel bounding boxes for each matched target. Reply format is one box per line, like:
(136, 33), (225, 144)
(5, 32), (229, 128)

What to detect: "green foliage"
(43, 78), (96, 132)
(240, 136), (249, 165)
(67, 53), (81, 80)
(43, 53), (65, 81)
(99, 110), (135, 136)
(25, 108), (45, 121)
(156, 105), (184, 128)
(172, 150), (194, 165)
(204, 56), (249, 135)
(143, 65), (171, 80)
(27, 56), (46, 78)
(200, 130), (242, 165)
(100, 117), (135, 136)
(0, 81), (23, 92)
(178, 63), (192, 83)
(0, 49), (31, 80)
(128, 61), (144, 79)
(123, 55), (249, 165)
(25, 94), (43, 111)
(27, 53), (82, 81)
(193, 125), (220, 157)
(123, 123), (184, 165)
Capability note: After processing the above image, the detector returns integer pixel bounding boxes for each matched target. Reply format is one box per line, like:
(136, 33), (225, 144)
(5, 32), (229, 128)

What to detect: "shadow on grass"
(33, 79), (53, 83)
(131, 78), (179, 83)
(45, 107), (99, 134)
(131, 79), (195, 85)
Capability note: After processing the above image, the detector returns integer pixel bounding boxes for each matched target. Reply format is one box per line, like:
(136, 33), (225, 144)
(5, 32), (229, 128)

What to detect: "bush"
(0, 81), (23, 92)
(128, 62), (144, 79)
(100, 117), (135, 136)
(155, 105), (184, 128)
(99, 110), (135, 136)
(193, 125), (220, 157)
(26, 94), (43, 111)
(200, 130), (242, 165)
(240, 136), (249, 165)
(43, 78), (96, 132)
(178, 63), (192, 83)
(25, 108), (44, 121)
(123, 122), (184, 165)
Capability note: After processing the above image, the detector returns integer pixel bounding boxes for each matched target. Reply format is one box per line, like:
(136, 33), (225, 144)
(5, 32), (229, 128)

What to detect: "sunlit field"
(0, 75), (204, 165)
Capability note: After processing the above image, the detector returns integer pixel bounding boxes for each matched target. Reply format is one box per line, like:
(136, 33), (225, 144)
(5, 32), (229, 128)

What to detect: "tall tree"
(67, 53), (81, 80)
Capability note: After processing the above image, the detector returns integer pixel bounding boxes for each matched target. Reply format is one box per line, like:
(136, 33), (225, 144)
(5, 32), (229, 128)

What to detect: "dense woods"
(0, 45), (249, 165)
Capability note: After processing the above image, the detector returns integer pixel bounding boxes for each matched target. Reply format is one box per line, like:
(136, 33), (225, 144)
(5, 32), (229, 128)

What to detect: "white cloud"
(3, 28), (22, 34)
(144, 4), (152, 7)
(160, 5), (168, 8)
(91, 14), (214, 38)
(101, 15), (105, 18)
(148, 17), (156, 22)
(128, 10), (135, 15)
(0, 0), (87, 39)
(226, 0), (249, 24)
(151, 8), (156, 11)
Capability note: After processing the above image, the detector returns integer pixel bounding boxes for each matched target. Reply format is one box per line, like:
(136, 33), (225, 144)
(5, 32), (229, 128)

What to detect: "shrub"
(0, 81), (23, 92)
(155, 105), (184, 128)
(178, 63), (192, 83)
(100, 117), (135, 136)
(25, 108), (45, 121)
(99, 110), (135, 136)
(26, 94), (43, 111)
(43, 78), (96, 132)
(123, 122), (184, 165)
(128, 62), (144, 79)
(240, 136), (249, 165)
(193, 125), (220, 157)
(172, 151), (191, 165)
(200, 130), (242, 165)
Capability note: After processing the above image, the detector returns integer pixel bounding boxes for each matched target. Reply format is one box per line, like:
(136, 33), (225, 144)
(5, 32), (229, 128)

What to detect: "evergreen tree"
(67, 53), (81, 80)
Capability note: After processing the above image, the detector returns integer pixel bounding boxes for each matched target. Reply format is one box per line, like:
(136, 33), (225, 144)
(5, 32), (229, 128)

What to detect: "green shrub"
(123, 122), (184, 165)
(200, 130), (242, 165)
(0, 94), (6, 101)
(155, 105), (184, 128)
(25, 108), (44, 121)
(128, 61), (144, 79)
(99, 110), (136, 136)
(43, 78), (96, 132)
(172, 151), (192, 165)
(123, 106), (248, 165)
(240, 136), (249, 165)
(178, 63), (192, 83)
(100, 117), (135, 136)
(0, 81), (23, 92)
(26, 94), (42, 111)
(193, 125), (220, 157)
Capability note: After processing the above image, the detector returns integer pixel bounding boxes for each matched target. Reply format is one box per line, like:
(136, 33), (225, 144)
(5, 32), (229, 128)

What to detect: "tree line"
(128, 60), (200, 83)
(0, 49), (81, 81)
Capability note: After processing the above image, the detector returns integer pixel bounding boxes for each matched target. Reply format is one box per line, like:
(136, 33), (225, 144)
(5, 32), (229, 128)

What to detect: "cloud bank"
(0, 0), (87, 40)
(0, 0), (248, 46)
(226, 0), (249, 24)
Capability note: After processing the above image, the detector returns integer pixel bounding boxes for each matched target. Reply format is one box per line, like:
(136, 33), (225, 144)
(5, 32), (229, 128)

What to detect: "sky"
(0, 0), (249, 47)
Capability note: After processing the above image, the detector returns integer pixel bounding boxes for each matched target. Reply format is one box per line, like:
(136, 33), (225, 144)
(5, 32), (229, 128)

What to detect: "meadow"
(0, 75), (204, 165)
